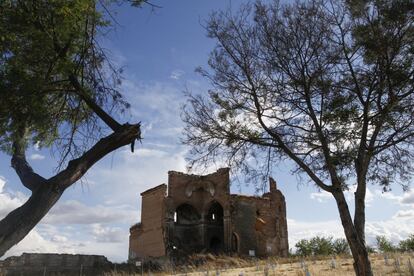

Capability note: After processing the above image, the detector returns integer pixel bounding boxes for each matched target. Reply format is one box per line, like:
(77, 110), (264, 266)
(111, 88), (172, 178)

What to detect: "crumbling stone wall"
(0, 253), (111, 276)
(129, 184), (167, 259)
(164, 168), (231, 255)
(129, 168), (288, 260)
(230, 177), (288, 257)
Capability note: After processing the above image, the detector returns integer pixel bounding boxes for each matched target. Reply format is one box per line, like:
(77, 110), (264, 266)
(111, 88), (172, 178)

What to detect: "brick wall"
(129, 184), (167, 259)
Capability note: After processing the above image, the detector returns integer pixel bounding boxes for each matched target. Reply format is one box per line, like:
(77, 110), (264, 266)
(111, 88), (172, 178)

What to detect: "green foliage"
(310, 236), (334, 256)
(399, 234), (414, 252)
(295, 239), (313, 257)
(366, 245), (376, 254)
(0, 0), (130, 157)
(332, 238), (350, 255)
(295, 236), (350, 256)
(376, 235), (396, 253)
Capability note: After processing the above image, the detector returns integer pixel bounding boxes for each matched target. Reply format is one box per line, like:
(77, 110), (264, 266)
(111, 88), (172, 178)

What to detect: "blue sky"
(1, 0), (413, 262)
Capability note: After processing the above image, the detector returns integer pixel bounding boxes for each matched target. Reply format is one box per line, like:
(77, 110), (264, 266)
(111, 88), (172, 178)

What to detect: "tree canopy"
(183, 0), (414, 275)
(0, 0), (131, 160)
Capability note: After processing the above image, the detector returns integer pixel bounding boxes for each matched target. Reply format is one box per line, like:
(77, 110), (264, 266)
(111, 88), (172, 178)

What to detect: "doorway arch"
(205, 201), (224, 253)
(175, 203), (200, 225)
(231, 232), (239, 253)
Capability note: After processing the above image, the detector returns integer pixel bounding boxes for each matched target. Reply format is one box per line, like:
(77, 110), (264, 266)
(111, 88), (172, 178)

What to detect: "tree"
(295, 239), (313, 257)
(295, 236), (349, 256)
(399, 234), (414, 252)
(332, 238), (350, 255)
(375, 235), (395, 253)
(0, 0), (146, 256)
(310, 236), (334, 256)
(182, 1), (414, 275)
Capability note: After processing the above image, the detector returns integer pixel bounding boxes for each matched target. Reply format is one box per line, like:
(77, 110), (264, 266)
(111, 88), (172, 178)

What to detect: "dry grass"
(105, 252), (414, 276)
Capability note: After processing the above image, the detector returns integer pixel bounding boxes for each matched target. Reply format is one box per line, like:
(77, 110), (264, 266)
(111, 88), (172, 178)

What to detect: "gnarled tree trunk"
(0, 185), (63, 256)
(0, 123), (140, 257)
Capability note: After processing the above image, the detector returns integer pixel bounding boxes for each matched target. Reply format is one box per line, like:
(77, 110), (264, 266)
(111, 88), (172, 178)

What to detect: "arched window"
(207, 201), (223, 224)
(175, 203), (200, 225)
(231, 232), (239, 253)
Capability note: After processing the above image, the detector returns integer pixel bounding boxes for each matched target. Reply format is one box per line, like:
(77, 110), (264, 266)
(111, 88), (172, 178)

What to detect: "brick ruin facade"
(129, 168), (288, 260)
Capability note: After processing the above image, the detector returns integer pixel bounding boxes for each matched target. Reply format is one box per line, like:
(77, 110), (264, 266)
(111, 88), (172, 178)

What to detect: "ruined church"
(128, 168), (288, 260)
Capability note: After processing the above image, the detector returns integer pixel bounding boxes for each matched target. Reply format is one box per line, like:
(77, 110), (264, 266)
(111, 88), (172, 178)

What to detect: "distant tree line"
(294, 236), (350, 257)
(294, 234), (414, 256)
(376, 235), (414, 253)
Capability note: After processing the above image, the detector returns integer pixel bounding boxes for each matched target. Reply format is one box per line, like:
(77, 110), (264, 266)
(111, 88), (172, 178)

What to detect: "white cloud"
(87, 146), (187, 204)
(50, 235), (69, 243)
(91, 224), (124, 243)
(309, 190), (331, 203)
(392, 209), (414, 219)
(3, 229), (64, 259)
(131, 148), (168, 158)
(29, 153), (45, 160)
(0, 176), (138, 262)
(400, 190), (414, 205)
(34, 141), (41, 151)
(288, 209), (414, 250)
(121, 80), (185, 135)
(288, 218), (344, 249)
(3, 225), (129, 262)
(43, 200), (137, 225)
(376, 189), (414, 207)
(310, 186), (374, 206)
(0, 177), (27, 219)
(170, 69), (185, 80)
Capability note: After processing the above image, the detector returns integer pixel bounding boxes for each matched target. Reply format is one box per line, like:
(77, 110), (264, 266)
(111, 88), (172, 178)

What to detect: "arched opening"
(173, 203), (203, 253)
(209, 236), (222, 253)
(207, 201), (223, 224)
(205, 201), (224, 253)
(231, 232), (239, 253)
(175, 203), (200, 225)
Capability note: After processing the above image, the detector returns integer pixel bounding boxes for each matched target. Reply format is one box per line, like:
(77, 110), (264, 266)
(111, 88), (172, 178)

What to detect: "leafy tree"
(376, 236), (396, 253)
(332, 238), (350, 255)
(310, 236), (334, 256)
(0, 0), (146, 256)
(398, 234), (414, 252)
(295, 236), (349, 256)
(182, 0), (414, 275)
(295, 239), (313, 257)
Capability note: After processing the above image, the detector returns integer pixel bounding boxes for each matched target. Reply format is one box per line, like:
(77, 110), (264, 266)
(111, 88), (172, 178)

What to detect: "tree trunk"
(0, 184), (64, 256)
(354, 158), (369, 246)
(332, 190), (373, 276)
(0, 123), (141, 257)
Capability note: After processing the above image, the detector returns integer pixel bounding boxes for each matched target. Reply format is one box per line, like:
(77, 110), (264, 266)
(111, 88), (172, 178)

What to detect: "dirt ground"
(127, 253), (414, 276)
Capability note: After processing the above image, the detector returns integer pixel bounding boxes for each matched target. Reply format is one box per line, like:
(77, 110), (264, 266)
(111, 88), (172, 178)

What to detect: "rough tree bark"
(332, 188), (372, 276)
(0, 77), (141, 257)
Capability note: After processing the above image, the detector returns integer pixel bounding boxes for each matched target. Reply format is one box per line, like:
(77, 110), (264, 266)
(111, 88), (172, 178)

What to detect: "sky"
(1, 0), (414, 263)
